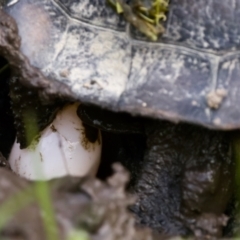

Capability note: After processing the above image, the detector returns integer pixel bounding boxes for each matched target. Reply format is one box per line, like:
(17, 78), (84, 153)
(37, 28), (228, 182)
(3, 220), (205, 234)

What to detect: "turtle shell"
(3, 0), (240, 129)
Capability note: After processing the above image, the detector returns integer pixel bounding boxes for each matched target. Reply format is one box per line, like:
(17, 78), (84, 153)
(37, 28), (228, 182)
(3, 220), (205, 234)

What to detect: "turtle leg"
(130, 120), (234, 237)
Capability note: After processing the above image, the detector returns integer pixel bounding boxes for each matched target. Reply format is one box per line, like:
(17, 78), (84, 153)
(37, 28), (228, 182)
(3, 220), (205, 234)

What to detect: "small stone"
(206, 89), (227, 109)
(213, 118), (221, 125)
(59, 69), (69, 78)
(191, 100), (198, 106)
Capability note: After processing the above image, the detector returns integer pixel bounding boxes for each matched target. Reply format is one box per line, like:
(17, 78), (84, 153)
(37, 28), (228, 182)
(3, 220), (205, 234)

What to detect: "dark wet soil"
(77, 104), (235, 238)
(0, 162), (166, 240)
(0, 160), (237, 240)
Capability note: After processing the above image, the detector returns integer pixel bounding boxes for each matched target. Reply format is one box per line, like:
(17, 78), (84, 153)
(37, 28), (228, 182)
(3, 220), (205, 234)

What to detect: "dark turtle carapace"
(0, 0), (240, 238)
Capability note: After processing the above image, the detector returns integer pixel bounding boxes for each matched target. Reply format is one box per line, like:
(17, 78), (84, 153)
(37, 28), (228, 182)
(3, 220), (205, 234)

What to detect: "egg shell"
(8, 103), (102, 180)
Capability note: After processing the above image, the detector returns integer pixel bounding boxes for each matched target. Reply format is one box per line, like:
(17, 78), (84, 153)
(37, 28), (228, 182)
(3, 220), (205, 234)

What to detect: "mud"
(9, 77), (62, 149)
(131, 121), (233, 238)
(80, 105), (234, 238)
(0, 162), (165, 240)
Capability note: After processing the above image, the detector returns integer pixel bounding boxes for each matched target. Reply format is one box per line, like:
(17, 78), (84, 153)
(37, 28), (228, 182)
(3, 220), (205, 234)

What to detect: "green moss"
(107, 0), (169, 40)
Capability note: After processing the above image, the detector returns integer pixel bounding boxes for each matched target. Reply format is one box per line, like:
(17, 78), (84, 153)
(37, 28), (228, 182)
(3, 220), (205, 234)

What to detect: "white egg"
(8, 103), (102, 180)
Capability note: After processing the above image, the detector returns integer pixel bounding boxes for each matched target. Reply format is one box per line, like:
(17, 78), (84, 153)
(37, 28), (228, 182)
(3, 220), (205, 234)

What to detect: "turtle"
(0, 0), (239, 238)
